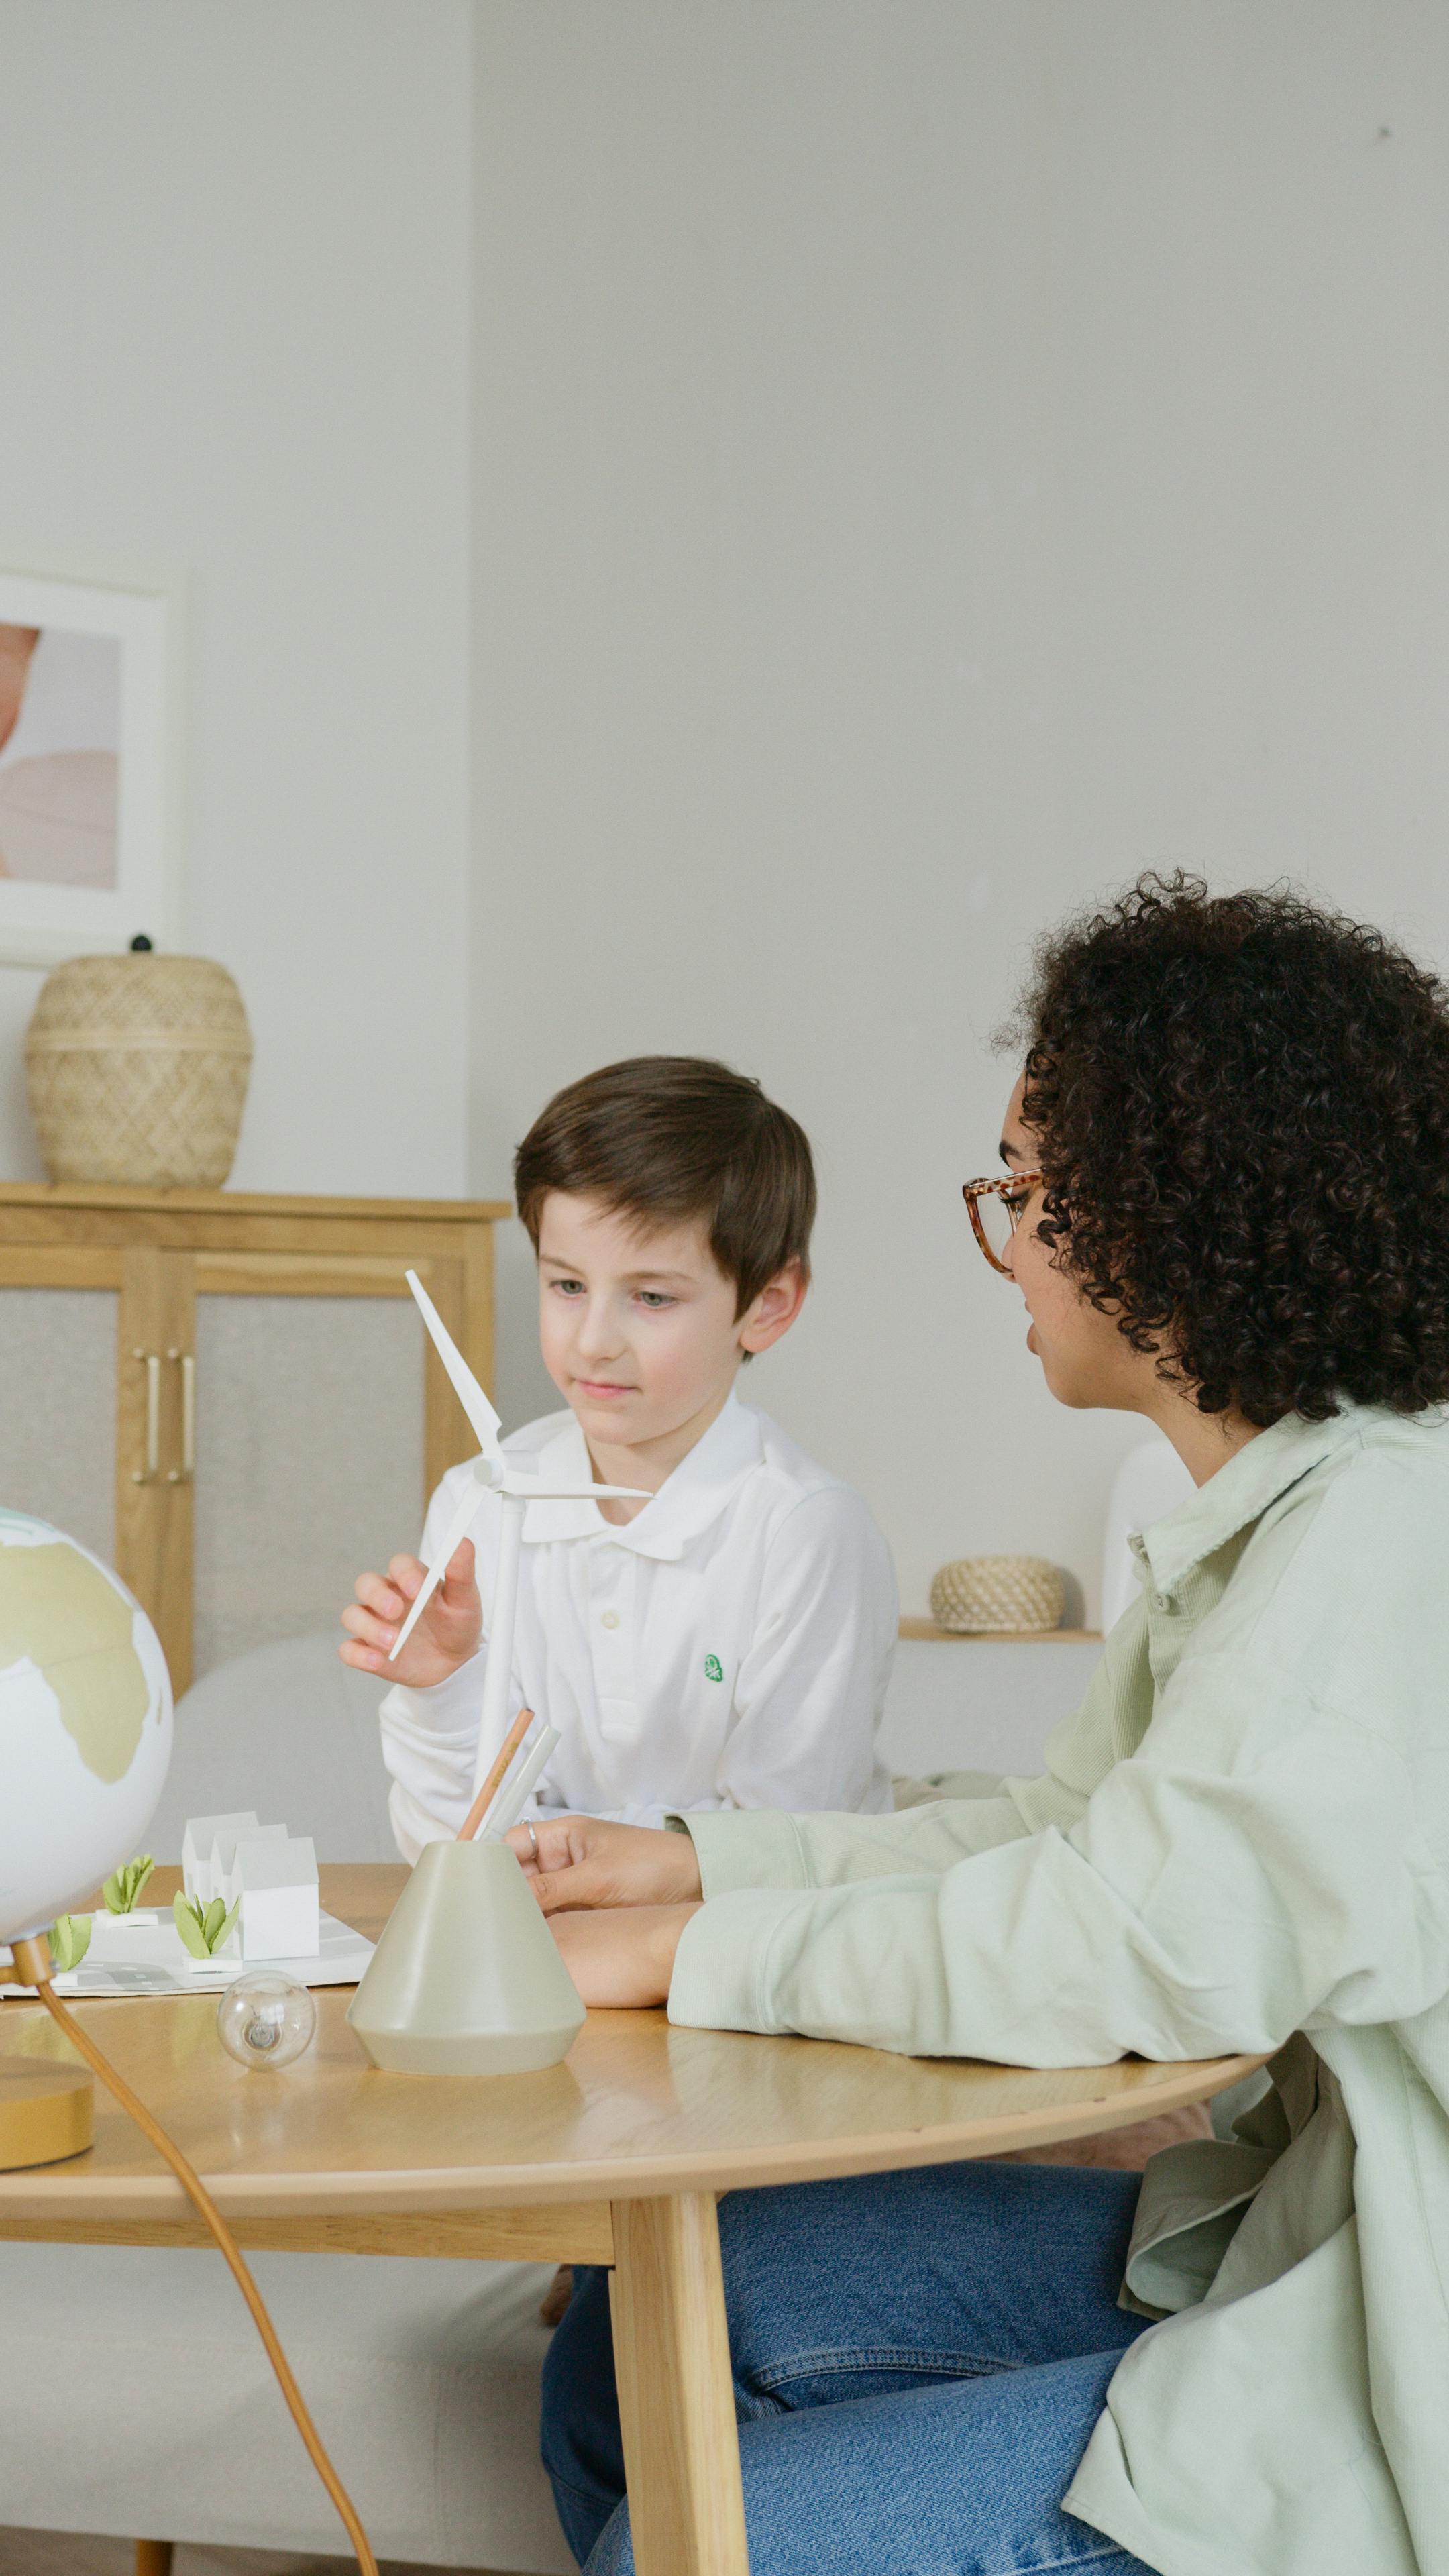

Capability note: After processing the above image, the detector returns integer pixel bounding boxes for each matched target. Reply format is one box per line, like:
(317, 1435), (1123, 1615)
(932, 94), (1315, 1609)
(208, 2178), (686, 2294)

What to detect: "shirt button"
(600, 1610), (621, 1630)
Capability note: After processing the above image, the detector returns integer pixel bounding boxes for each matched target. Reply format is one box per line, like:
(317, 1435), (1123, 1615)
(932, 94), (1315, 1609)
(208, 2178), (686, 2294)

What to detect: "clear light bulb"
(217, 1970), (316, 2071)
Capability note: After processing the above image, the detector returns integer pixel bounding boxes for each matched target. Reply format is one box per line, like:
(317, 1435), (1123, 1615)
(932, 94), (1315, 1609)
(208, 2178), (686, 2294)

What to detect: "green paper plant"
(48, 1913), (93, 1971)
(102, 1854), (156, 1915)
(172, 1892), (240, 1960)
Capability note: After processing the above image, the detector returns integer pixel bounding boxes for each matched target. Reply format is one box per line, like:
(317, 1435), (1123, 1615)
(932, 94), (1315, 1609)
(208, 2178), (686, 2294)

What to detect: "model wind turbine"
(347, 1273), (649, 2077)
(389, 1269), (649, 1804)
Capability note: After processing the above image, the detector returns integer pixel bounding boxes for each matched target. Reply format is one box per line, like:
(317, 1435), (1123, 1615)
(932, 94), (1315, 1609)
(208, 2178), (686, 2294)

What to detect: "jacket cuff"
(674, 1808), (811, 1896)
(667, 1886), (811, 2032)
(380, 1654), (484, 1738)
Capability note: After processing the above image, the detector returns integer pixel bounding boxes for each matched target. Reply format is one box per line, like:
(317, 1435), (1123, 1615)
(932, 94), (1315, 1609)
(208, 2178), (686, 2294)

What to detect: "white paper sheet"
(0, 1907), (373, 2000)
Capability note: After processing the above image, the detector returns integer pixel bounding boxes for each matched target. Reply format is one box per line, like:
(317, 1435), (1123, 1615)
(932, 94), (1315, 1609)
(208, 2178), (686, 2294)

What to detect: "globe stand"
(347, 1838), (585, 2076)
(0, 2065), (93, 2168)
(0, 1937), (94, 2169)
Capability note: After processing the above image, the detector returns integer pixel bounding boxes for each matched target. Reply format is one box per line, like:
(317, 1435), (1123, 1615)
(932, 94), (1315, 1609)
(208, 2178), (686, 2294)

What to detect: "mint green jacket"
(672, 1404), (1449, 2576)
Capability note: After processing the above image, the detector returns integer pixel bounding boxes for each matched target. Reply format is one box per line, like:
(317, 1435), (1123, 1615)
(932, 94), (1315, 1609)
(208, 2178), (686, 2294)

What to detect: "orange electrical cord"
(32, 1977), (378, 2576)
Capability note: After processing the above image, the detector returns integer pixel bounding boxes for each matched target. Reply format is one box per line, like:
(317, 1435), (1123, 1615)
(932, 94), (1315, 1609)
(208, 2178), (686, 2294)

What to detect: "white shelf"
(898, 1619), (1101, 1644)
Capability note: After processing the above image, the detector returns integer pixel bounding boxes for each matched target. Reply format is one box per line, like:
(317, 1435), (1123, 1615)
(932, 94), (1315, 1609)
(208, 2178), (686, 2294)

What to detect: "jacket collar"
(520, 1391), (765, 1558)
(1130, 1401), (1377, 1599)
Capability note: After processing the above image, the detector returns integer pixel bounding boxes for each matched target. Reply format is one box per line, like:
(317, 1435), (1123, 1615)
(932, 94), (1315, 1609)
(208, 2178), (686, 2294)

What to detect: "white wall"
(470, 0), (1449, 1617)
(0, 0), (474, 1195)
(6, 4), (1448, 1621)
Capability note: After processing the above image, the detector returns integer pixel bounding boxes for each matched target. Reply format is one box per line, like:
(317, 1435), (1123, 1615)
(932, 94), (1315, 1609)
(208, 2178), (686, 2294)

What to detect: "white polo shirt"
(379, 1391), (896, 1857)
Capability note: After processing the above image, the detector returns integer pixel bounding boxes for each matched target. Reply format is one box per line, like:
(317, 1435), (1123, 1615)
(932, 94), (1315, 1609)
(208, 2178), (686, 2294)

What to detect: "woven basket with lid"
(928, 1554), (1066, 1635)
(25, 950), (253, 1189)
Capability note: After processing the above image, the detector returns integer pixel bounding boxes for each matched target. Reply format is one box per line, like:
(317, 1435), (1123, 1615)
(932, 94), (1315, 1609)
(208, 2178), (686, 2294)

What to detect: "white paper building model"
(180, 1815), (321, 1959)
(232, 1835), (319, 1962)
(182, 1811), (260, 1905)
(211, 1821), (287, 1904)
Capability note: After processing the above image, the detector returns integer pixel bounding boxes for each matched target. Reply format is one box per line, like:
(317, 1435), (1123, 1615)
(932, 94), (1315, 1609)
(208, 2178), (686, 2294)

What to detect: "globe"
(0, 1510), (172, 1944)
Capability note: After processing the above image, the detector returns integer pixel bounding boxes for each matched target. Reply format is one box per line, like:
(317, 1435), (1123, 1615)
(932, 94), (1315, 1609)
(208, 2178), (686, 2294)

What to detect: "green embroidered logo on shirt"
(704, 1654), (724, 1683)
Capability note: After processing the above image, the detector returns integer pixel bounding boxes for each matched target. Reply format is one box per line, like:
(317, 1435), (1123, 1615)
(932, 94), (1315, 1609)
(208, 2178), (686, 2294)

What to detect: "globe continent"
(0, 1512), (172, 1943)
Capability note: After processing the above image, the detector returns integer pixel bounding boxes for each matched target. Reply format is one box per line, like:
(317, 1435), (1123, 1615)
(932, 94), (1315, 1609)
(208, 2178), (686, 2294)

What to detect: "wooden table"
(0, 1866), (1264, 2576)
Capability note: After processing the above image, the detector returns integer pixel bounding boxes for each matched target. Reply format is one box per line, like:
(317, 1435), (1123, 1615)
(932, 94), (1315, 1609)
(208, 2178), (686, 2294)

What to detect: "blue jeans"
(542, 2158), (1159, 2575)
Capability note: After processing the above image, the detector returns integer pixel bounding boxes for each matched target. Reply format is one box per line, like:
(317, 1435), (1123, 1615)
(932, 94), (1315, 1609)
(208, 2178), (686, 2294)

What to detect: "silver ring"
(525, 1820), (539, 1863)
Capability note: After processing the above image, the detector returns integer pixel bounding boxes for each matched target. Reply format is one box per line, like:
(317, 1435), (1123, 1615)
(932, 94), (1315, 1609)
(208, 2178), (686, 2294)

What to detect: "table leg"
(609, 2191), (749, 2576)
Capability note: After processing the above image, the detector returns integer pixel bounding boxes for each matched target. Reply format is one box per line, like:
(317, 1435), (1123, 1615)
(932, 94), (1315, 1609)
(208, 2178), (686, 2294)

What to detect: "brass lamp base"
(0, 2064), (93, 2169)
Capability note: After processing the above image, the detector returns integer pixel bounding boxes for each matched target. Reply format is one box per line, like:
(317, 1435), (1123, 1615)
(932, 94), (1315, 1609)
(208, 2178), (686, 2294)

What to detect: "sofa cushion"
(149, 1633), (398, 1864)
(0, 2242), (572, 2572)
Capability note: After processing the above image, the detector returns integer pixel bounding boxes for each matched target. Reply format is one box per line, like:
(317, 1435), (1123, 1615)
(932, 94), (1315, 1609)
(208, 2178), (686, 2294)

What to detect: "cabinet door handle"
(131, 1350), (160, 1483)
(166, 1349), (195, 1483)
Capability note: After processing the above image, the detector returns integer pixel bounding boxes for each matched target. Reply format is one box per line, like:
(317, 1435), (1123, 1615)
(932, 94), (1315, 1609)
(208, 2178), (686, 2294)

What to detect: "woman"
(512, 877), (1449, 2576)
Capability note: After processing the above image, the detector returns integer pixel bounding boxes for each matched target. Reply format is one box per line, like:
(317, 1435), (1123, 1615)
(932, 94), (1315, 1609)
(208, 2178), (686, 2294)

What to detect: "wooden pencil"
(456, 1705), (535, 1843)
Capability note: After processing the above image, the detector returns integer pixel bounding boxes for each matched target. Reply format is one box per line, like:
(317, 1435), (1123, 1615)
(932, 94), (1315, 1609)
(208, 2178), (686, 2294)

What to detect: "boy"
(341, 1055), (896, 1857)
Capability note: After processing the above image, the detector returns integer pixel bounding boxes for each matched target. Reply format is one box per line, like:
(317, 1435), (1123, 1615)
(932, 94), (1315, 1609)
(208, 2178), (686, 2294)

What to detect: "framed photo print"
(0, 572), (176, 967)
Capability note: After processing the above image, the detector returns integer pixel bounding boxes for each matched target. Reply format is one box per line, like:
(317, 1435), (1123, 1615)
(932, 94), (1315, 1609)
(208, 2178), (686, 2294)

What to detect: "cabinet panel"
(191, 1294), (428, 1677)
(0, 1286), (116, 1560)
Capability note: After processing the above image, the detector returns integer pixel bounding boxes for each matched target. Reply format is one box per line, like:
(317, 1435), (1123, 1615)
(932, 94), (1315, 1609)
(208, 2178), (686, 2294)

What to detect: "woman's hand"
(550, 1902), (701, 2007)
(506, 1815), (703, 1913)
(339, 1540), (482, 1689)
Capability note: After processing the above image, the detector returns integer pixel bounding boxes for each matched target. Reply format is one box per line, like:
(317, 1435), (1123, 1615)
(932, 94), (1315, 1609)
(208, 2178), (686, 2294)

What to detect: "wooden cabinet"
(0, 1184), (509, 1694)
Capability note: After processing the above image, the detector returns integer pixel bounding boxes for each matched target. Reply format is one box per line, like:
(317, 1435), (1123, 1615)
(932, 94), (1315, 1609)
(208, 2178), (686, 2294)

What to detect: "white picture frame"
(0, 570), (176, 968)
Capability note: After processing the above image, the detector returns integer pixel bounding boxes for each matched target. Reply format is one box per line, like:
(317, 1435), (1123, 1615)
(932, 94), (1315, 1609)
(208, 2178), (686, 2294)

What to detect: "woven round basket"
(929, 1554), (1067, 1635)
(25, 951), (253, 1189)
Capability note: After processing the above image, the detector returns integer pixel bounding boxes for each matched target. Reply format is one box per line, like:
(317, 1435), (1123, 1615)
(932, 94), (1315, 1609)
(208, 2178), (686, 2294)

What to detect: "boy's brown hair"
(513, 1055), (816, 1316)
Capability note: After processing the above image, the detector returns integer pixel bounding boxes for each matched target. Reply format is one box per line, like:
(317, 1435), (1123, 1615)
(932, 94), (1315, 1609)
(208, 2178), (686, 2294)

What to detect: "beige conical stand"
(347, 1837), (585, 2076)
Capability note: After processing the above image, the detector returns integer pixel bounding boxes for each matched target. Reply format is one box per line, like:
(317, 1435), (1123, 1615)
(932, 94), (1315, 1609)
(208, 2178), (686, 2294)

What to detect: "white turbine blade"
(406, 1270), (504, 1468)
(480, 1725), (561, 1841)
(387, 1481), (482, 1662)
(501, 1474), (654, 1503)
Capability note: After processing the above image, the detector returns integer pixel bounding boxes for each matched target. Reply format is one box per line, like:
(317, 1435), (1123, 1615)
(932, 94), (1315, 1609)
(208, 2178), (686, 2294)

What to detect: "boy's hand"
(506, 1815), (703, 1913)
(339, 1539), (482, 1690)
(549, 1903), (701, 2008)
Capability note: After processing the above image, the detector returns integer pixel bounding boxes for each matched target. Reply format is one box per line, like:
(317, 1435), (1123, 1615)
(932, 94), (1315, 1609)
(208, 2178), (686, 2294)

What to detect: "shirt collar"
(520, 1391), (765, 1557)
(1130, 1401), (1376, 1599)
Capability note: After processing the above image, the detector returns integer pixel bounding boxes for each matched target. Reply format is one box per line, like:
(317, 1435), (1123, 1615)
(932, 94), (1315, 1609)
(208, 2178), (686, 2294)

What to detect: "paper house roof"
(212, 1821), (288, 1883)
(232, 1835), (318, 1894)
(182, 1811), (258, 1870)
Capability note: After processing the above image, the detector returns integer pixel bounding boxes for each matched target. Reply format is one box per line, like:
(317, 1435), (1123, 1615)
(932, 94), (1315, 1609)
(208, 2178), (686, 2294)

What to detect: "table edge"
(0, 2051), (1266, 2222)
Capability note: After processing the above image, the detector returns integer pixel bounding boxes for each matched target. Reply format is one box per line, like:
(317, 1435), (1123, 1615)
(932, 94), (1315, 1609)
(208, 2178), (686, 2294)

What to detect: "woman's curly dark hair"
(1010, 873), (1449, 1424)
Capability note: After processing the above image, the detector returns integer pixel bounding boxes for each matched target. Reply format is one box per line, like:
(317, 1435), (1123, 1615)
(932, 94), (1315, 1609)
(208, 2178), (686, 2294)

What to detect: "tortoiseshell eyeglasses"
(961, 1171), (1043, 1275)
